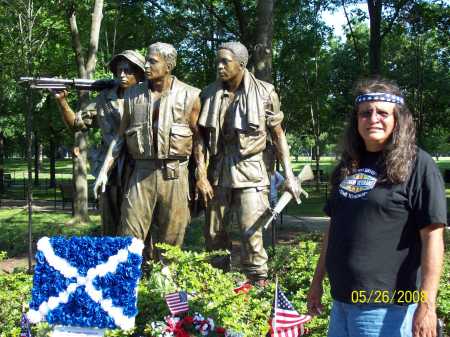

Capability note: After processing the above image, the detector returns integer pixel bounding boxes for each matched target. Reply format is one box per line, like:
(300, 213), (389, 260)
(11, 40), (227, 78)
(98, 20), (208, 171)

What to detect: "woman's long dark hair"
(331, 78), (417, 187)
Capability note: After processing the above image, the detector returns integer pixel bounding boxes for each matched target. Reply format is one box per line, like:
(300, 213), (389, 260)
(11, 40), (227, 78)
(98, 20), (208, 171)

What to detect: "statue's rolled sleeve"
(266, 90), (284, 128)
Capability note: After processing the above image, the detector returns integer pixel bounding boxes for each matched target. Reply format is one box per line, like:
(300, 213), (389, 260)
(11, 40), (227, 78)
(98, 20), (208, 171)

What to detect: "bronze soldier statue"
(52, 50), (145, 235)
(196, 42), (301, 285)
(97, 42), (202, 253)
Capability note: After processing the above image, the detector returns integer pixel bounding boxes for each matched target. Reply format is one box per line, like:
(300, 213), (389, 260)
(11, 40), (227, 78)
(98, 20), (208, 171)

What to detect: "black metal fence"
(0, 171), (97, 212)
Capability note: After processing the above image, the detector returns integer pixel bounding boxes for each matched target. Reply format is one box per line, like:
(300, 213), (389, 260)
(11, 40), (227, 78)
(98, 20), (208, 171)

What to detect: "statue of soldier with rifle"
(48, 50), (146, 236)
(196, 42), (306, 286)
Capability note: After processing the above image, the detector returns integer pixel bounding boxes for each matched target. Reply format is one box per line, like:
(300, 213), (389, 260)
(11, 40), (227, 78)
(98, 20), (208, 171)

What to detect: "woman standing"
(307, 78), (446, 337)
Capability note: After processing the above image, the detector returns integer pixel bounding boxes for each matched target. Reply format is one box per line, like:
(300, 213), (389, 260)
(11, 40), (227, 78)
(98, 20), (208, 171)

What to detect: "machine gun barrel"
(19, 77), (118, 91)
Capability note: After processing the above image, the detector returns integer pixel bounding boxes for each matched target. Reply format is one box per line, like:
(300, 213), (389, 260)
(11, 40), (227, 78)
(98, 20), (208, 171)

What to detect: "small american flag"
(165, 291), (189, 315)
(269, 284), (311, 337)
(20, 311), (32, 337)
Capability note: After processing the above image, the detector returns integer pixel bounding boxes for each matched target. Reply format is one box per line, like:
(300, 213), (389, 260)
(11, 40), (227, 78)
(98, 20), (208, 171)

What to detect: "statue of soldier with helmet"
(52, 50), (146, 235)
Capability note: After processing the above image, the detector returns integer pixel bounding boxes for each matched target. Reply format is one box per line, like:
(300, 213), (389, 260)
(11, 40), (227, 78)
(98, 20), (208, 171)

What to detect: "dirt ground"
(0, 255), (31, 273)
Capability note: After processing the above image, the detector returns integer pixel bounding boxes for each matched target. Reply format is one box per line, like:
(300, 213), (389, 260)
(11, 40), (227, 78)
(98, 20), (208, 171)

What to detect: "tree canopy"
(1, 0), (448, 162)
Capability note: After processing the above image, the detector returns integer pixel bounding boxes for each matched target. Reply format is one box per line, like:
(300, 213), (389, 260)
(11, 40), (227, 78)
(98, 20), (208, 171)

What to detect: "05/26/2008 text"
(351, 290), (427, 304)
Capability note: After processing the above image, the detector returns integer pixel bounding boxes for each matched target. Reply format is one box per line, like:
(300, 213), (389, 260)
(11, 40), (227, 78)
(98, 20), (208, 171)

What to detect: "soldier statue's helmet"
(108, 50), (146, 75)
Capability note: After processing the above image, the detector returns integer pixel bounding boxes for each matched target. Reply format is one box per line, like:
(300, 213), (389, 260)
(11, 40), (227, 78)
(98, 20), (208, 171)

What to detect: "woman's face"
(357, 101), (396, 152)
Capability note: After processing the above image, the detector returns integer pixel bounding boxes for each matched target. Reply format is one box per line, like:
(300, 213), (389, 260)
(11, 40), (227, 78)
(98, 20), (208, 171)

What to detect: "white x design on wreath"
(27, 237), (144, 330)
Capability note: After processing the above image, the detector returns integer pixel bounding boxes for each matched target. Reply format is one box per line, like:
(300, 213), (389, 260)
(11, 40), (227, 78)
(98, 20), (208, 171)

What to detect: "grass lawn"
(3, 158), (99, 184)
(4, 156), (450, 176)
(292, 156), (336, 173)
(292, 156), (450, 176)
(3, 158), (76, 181)
(2, 158), (95, 200)
(285, 188), (328, 217)
(2, 157), (449, 213)
(0, 208), (101, 258)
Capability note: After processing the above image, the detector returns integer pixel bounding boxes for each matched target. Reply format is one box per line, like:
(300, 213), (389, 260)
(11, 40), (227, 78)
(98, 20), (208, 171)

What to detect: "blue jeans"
(327, 300), (417, 337)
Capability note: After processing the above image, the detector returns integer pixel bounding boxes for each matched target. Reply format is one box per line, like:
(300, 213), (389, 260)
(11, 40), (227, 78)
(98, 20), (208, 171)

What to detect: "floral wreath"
(150, 313), (243, 337)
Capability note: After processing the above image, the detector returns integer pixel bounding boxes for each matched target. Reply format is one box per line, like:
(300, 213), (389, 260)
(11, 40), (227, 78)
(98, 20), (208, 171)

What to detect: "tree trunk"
(231, 0), (252, 47)
(67, 0), (104, 222)
(0, 132), (4, 193)
(415, 36), (424, 140)
(314, 141), (320, 183)
(49, 137), (56, 188)
(26, 88), (34, 273)
(368, 0), (382, 76)
(342, 0), (363, 66)
(34, 132), (40, 186)
(73, 132), (89, 220)
(253, 0), (274, 82)
(310, 103), (321, 191)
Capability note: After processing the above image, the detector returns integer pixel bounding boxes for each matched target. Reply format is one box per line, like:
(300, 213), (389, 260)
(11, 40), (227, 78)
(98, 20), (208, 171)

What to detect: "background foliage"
(0, 0), (448, 162)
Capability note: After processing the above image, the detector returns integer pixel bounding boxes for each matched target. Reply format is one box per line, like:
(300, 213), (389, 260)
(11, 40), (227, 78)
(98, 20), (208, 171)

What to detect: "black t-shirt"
(325, 148), (447, 304)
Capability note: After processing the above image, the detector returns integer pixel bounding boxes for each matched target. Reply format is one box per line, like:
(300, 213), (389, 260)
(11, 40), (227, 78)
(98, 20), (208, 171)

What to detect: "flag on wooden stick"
(269, 281), (311, 337)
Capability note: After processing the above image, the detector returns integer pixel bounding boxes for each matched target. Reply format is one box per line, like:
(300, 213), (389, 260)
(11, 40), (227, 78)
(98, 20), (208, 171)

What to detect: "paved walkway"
(0, 198), (97, 212)
(279, 214), (329, 232)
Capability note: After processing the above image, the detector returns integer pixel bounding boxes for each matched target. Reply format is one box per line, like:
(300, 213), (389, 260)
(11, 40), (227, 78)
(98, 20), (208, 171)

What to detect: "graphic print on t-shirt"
(339, 168), (378, 199)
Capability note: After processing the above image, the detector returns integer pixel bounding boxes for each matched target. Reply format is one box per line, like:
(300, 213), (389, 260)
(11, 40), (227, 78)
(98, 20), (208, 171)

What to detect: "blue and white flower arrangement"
(27, 236), (144, 330)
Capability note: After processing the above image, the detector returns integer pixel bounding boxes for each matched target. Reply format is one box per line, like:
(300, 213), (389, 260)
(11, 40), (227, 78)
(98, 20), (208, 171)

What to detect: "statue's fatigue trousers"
(100, 160), (132, 236)
(118, 159), (190, 248)
(205, 185), (270, 280)
(76, 88), (126, 236)
(100, 184), (121, 236)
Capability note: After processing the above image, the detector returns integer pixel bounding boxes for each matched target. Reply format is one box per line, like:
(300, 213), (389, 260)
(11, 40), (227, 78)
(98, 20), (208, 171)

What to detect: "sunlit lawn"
(0, 208), (101, 257)
(3, 157), (449, 214)
(4, 156), (449, 180)
(4, 158), (75, 181)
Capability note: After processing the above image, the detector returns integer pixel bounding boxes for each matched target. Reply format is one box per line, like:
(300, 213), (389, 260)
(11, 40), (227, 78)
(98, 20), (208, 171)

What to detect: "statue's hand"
(284, 176), (302, 204)
(196, 177), (214, 208)
(93, 171), (108, 200)
(80, 109), (94, 126)
(49, 89), (68, 100)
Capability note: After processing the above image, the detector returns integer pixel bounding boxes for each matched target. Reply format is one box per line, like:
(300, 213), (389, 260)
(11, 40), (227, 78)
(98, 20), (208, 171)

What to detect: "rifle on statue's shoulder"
(19, 77), (118, 91)
(263, 165), (315, 230)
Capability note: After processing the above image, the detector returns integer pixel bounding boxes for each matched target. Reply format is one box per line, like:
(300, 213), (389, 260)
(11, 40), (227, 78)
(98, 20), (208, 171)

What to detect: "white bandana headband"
(355, 92), (404, 105)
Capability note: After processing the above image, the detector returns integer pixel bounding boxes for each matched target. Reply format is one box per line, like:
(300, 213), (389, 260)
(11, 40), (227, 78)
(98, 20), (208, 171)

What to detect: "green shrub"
(0, 272), (32, 337)
(135, 244), (272, 337)
(437, 231), (450, 333)
(1, 232), (448, 337)
(268, 232), (331, 337)
(103, 241), (325, 337)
